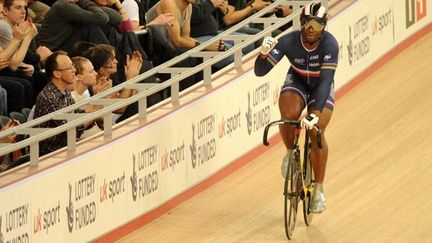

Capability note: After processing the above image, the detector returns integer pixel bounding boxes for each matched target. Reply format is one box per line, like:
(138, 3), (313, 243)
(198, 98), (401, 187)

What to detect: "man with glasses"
(254, 3), (338, 214)
(33, 51), (96, 156)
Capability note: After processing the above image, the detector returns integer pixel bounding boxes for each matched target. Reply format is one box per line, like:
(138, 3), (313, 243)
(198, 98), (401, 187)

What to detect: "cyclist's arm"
(254, 41), (285, 77)
(310, 44), (338, 112)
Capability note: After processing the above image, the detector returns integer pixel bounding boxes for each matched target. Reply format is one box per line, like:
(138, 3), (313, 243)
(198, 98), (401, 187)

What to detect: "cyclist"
(254, 3), (338, 213)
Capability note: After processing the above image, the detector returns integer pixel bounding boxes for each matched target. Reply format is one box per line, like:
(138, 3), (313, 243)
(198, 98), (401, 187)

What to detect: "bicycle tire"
(303, 134), (315, 226)
(284, 148), (300, 239)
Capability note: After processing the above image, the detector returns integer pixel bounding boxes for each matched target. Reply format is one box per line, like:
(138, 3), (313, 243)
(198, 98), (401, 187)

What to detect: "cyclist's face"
(301, 22), (323, 44)
(301, 16), (325, 44)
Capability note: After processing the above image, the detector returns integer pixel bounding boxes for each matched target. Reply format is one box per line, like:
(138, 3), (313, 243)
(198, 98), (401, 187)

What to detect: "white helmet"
(300, 3), (328, 31)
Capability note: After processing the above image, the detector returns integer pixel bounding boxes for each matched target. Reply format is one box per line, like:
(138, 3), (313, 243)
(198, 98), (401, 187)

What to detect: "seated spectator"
(82, 44), (145, 123)
(190, 0), (226, 39)
(0, 118), (19, 172)
(37, 0), (123, 53)
(122, 0), (174, 30)
(222, 0), (269, 34)
(26, 0), (50, 24)
(121, 0), (175, 67)
(93, 0), (133, 33)
(33, 51), (99, 156)
(0, 0), (37, 111)
(146, 0), (225, 89)
(146, 0), (221, 52)
(226, 0), (286, 37)
(0, 0), (51, 96)
(191, 0), (256, 71)
(71, 56), (105, 138)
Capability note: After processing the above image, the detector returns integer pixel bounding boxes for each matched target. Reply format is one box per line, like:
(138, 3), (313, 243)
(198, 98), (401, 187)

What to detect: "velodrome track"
(112, 26), (432, 243)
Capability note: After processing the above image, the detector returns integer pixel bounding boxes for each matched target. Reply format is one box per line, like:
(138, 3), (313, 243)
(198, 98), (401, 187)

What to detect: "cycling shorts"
(280, 73), (334, 111)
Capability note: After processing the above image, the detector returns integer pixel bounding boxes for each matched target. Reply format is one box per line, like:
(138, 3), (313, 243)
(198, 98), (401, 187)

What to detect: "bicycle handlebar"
(262, 119), (322, 148)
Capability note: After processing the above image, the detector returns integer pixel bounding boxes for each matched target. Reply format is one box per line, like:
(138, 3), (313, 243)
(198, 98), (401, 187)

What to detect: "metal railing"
(0, 0), (323, 167)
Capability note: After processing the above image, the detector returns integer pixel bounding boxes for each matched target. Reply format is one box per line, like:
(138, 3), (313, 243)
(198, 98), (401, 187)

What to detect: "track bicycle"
(263, 119), (322, 240)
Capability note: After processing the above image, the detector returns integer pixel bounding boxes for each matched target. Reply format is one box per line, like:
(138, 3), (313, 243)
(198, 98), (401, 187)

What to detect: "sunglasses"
(302, 17), (326, 32)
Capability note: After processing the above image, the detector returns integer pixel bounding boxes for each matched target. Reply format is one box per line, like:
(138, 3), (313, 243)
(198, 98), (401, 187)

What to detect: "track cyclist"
(254, 3), (339, 214)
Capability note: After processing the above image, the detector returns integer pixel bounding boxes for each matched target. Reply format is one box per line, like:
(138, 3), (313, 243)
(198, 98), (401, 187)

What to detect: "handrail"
(0, 0), (324, 166)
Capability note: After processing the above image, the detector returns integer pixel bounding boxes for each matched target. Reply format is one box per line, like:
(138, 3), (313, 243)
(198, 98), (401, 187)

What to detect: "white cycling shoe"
(310, 183), (326, 214)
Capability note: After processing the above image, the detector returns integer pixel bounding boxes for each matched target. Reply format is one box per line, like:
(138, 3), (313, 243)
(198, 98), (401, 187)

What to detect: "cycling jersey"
(255, 30), (339, 111)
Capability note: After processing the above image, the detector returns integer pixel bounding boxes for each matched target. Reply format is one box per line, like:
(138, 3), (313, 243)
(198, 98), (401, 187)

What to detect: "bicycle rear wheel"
(303, 136), (315, 226)
(284, 149), (301, 239)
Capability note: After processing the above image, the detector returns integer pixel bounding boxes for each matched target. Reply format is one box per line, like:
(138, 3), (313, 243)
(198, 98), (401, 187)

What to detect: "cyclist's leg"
(279, 73), (307, 178)
(308, 106), (332, 184)
(307, 85), (335, 213)
(279, 73), (307, 149)
(279, 92), (305, 148)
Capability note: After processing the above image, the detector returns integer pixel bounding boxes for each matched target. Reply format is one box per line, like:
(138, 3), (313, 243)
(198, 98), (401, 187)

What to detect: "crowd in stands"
(0, 0), (292, 172)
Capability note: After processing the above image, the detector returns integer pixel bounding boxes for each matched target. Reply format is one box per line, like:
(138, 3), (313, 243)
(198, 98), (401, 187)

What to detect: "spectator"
(121, 0), (175, 67)
(146, 0), (221, 51)
(191, 0), (256, 71)
(226, 0), (286, 36)
(146, 0), (225, 89)
(33, 51), (98, 156)
(71, 56), (105, 138)
(0, 0), (36, 112)
(37, 0), (121, 53)
(26, 0), (50, 24)
(0, 119), (19, 171)
(222, 0), (269, 34)
(82, 44), (147, 123)
(0, 0), (51, 96)
(190, 0), (225, 39)
(93, 0), (133, 33)
(122, 0), (174, 30)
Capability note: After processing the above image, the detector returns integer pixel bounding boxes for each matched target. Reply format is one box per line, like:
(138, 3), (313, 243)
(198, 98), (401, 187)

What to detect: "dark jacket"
(190, 0), (220, 37)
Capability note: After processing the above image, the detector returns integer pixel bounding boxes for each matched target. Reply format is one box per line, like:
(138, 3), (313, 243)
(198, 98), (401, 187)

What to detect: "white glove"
(260, 37), (278, 55)
(301, 113), (319, 130)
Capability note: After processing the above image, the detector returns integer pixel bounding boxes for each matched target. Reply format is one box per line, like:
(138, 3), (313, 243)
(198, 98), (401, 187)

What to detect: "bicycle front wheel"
(303, 140), (315, 226)
(284, 149), (301, 239)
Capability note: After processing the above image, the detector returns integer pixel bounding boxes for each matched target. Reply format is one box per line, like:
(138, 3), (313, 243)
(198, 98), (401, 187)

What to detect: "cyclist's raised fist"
(260, 36), (278, 55)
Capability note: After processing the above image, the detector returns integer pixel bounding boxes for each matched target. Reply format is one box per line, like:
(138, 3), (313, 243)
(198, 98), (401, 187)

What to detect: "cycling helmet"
(300, 3), (328, 31)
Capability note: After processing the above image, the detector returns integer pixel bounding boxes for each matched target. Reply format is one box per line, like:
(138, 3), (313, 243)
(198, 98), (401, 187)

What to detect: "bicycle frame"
(263, 119), (321, 239)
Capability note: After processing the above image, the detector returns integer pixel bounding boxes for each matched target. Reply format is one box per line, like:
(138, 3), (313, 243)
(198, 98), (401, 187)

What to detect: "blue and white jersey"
(255, 30), (339, 111)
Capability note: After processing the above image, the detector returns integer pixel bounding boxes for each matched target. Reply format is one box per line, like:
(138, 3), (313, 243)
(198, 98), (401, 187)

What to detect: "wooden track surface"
(116, 31), (432, 243)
